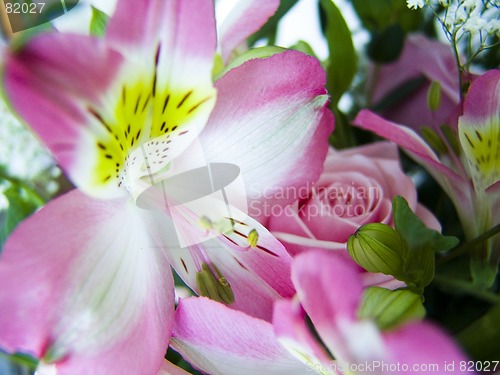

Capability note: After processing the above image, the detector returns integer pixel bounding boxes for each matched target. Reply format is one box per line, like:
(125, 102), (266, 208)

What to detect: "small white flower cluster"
(406, 0), (499, 73)
(0, 99), (60, 208)
(406, 0), (426, 9)
(407, 0), (500, 38)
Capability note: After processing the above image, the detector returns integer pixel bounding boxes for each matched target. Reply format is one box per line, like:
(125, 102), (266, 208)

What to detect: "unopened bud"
(358, 287), (426, 331)
(348, 223), (405, 277)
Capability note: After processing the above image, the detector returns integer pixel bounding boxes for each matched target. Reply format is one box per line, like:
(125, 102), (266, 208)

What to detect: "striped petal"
(164, 205), (295, 321)
(458, 70), (500, 192)
(4, 0), (217, 199)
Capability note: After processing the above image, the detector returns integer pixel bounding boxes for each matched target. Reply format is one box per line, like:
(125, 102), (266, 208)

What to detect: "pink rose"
(268, 141), (440, 258)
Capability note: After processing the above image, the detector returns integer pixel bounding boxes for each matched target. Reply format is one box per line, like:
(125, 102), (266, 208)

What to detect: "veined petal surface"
(201, 50), (334, 220)
(164, 203), (295, 321)
(458, 70), (500, 192)
(4, 0), (217, 199)
(0, 190), (174, 375)
(170, 297), (309, 375)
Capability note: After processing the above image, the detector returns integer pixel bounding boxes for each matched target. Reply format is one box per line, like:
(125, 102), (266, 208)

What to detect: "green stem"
(437, 223), (500, 265)
(433, 275), (500, 304)
(0, 171), (45, 206)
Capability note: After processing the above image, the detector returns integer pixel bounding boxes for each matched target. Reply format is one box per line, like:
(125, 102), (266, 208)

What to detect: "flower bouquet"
(0, 0), (498, 374)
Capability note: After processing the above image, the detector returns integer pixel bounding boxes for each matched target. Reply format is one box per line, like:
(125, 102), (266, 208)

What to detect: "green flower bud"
(348, 223), (406, 277)
(427, 80), (442, 112)
(358, 287), (426, 331)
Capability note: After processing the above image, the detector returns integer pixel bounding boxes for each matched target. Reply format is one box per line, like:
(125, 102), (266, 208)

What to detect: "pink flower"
(274, 251), (474, 375)
(0, 0), (333, 373)
(354, 69), (500, 286)
(268, 142), (440, 257)
(368, 34), (460, 130)
(167, 252), (472, 375)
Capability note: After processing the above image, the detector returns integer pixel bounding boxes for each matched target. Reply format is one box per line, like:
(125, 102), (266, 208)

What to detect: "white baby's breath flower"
(407, 0), (426, 9)
(0, 99), (60, 199)
(464, 14), (487, 33)
(485, 18), (500, 36)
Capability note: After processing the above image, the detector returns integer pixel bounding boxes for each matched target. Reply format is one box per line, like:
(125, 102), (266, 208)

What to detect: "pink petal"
(5, 1), (218, 199)
(415, 203), (442, 231)
(353, 110), (467, 189)
(4, 34), (125, 198)
(369, 34), (460, 130)
(170, 297), (309, 375)
(201, 50), (334, 221)
(106, 0), (216, 63)
(273, 299), (333, 366)
(218, 0), (279, 63)
(0, 190), (174, 375)
(292, 251), (363, 360)
(384, 322), (473, 374)
(327, 141), (400, 161)
(166, 211), (295, 321)
(157, 361), (191, 375)
(458, 70), (500, 191)
(460, 69), (499, 122)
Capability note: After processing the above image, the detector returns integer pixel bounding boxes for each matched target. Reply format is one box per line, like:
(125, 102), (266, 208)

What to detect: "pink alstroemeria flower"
(368, 34), (460, 131)
(274, 251), (473, 375)
(0, 0), (333, 373)
(354, 69), (500, 286)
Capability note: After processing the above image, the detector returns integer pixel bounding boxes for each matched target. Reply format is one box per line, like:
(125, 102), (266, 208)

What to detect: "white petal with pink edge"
(200, 50), (334, 219)
(0, 190), (174, 375)
(162, 204), (295, 321)
(170, 297), (310, 375)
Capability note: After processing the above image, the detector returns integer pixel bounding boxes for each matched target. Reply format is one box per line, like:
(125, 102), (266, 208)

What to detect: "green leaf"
(0, 185), (43, 250)
(393, 196), (459, 253)
(367, 23), (405, 63)
(213, 46), (286, 81)
(319, 0), (357, 105)
(247, 0), (299, 46)
(351, 0), (422, 33)
(351, 0), (394, 31)
(288, 40), (317, 58)
(393, 195), (459, 290)
(457, 303), (500, 361)
(358, 287), (426, 331)
(89, 6), (109, 37)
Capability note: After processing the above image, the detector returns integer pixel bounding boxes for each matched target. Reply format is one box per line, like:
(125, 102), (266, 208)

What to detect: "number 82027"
(5, 2), (45, 14)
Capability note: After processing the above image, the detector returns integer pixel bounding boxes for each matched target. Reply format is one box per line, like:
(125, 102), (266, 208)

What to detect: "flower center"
(86, 45), (215, 195)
